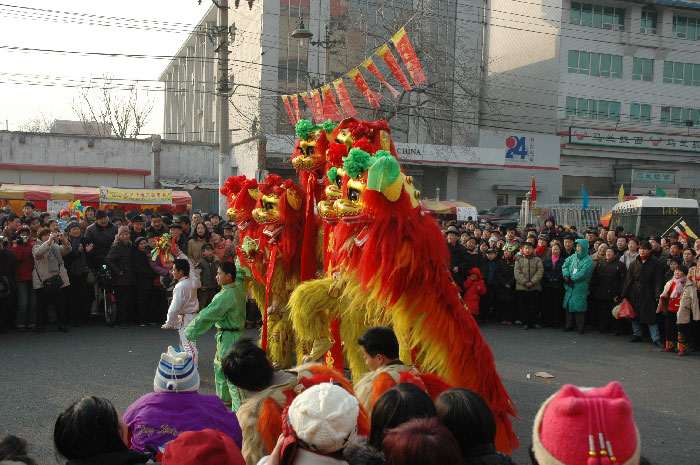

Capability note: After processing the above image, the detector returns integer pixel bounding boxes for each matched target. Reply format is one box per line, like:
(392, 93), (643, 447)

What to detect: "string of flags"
(281, 27), (425, 126)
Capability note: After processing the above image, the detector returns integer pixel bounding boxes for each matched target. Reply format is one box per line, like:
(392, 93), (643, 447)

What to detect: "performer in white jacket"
(162, 256), (201, 365)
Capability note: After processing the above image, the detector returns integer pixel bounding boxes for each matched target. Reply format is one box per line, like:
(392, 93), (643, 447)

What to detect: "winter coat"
(84, 221), (118, 270)
(561, 239), (594, 313)
(621, 255), (664, 325)
(447, 242), (469, 288)
(63, 236), (89, 277)
(619, 250), (639, 269)
(196, 255), (219, 289)
(146, 225), (169, 237)
(12, 241), (34, 282)
(542, 255), (564, 289)
(129, 227), (147, 244)
(463, 277), (487, 315)
(591, 258), (626, 302)
(64, 449), (155, 465)
(32, 239), (70, 290)
(132, 246), (158, 291)
(678, 280), (700, 325)
(104, 240), (135, 286)
(188, 237), (208, 262)
(514, 255), (544, 292)
(494, 257), (516, 305)
(461, 444), (517, 465)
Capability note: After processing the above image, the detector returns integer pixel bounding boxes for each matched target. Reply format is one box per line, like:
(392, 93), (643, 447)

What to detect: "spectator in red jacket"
(12, 225), (36, 332)
(463, 268), (487, 317)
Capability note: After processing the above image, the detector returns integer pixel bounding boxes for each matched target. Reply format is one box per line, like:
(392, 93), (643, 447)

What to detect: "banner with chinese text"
(99, 187), (173, 205)
(570, 127), (700, 152)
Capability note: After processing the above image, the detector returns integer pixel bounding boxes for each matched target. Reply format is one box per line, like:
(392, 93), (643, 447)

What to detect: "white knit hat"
(288, 383), (359, 454)
(154, 346), (200, 393)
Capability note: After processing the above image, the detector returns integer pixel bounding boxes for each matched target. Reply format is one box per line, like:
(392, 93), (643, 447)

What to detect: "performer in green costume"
(185, 259), (249, 411)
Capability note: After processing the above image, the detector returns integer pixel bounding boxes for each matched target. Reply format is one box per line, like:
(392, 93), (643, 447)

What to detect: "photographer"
(12, 225), (36, 332)
(32, 228), (71, 333)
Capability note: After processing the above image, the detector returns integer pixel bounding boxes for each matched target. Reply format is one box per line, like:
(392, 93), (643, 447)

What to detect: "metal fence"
(520, 201), (609, 230)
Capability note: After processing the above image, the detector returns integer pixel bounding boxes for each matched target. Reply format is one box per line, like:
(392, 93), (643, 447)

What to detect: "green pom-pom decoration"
(343, 148), (372, 179)
(322, 119), (338, 133)
(295, 119), (314, 140)
(327, 167), (338, 184)
(373, 150), (392, 159)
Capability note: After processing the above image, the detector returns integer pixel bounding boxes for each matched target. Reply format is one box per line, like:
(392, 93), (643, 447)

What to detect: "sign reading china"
(570, 126), (700, 153)
(99, 187), (173, 205)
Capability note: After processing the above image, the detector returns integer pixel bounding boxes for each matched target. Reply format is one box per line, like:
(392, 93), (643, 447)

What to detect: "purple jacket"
(123, 391), (242, 454)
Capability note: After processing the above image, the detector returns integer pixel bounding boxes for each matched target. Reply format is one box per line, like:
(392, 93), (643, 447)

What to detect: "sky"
(0, 0), (211, 136)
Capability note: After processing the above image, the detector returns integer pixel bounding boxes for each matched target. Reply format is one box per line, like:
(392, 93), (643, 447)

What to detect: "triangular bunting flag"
(310, 89), (325, 124)
(361, 57), (399, 98)
(391, 28), (426, 85)
(281, 95), (296, 125)
(348, 68), (381, 109)
(377, 44), (412, 91)
(321, 85), (343, 122)
(290, 94), (300, 121)
(333, 78), (357, 118)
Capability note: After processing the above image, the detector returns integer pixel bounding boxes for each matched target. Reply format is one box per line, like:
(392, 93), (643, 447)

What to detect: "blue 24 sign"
(505, 136), (528, 159)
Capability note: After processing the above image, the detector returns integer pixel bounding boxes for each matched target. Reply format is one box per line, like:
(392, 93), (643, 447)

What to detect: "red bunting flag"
(391, 28), (426, 85)
(332, 78), (357, 118)
(321, 85), (343, 122)
(310, 89), (325, 123)
(361, 57), (399, 98)
(300, 91), (313, 115)
(529, 175), (537, 206)
(348, 68), (381, 109)
(376, 44), (412, 91)
(290, 94), (300, 120)
(281, 95), (296, 125)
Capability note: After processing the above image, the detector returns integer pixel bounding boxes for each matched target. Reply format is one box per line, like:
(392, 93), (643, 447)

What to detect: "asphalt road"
(1, 322), (698, 465)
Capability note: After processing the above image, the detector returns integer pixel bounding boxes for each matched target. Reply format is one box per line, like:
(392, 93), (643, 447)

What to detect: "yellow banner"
(99, 187), (172, 205)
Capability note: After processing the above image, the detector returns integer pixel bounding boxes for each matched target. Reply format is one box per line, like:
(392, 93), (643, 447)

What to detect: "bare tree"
(17, 113), (53, 133)
(71, 76), (154, 138)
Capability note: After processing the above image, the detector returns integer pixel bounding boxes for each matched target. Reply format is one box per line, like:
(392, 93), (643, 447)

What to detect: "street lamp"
(291, 16), (313, 40)
(292, 22), (344, 84)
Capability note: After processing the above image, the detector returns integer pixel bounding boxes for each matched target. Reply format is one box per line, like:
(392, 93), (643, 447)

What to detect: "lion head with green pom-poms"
(292, 119), (338, 171)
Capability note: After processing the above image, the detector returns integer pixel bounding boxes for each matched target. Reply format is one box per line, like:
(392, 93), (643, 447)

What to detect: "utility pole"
(217, 0), (230, 215)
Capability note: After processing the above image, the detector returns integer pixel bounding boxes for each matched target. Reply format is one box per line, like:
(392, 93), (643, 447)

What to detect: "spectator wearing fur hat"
(436, 388), (515, 465)
(123, 347), (242, 456)
(104, 226), (135, 328)
(463, 268), (487, 318)
(259, 383), (360, 465)
(63, 222), (93, 326)
(621, 241), (664, 347)
(530, 382), (642, 465)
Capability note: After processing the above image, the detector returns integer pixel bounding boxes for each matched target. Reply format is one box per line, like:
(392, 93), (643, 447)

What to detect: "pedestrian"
(188, 222), (210, 262)
(196, 243), (220, 309)
(132, 237), (159, 326)
(682, 248), (696, 268)
(590, 247), (626, 334)
(463, 268), (487, 318)
(677, 265), (700, 356)
(562, 239), (594, 335)
(19, 201), (36, 224)
(539, 216), (559, 241)
(63, 222), (93, 326)
(542, 243), (565, 329)
(0, 236), (15, 333)
(163, 258), (200, 364)
(446, 227), (468, 291)
(84, 210), (118, 272)
(494, 246), (517, 325)
(621, 241), (665, 348)
(32, 228), (71, 333)
(169, 222), (189, 255)
(104, 226), (135, 328)
(54, 396), (154, 465)
(657, 264), (688, 353)
(147, 212), (169, 237)
(129, 215), (147, 243)
(382, 418), (462, 465)
(123, 347), (242, 455)
(1, 213), (21, 241)
(435, 388), (516, 465)
(514, 242), (544, 330)
(58, 209), (71, 232)
(620, 237), (639, 269)
(480, 247), (499, 321)
(211, 231), (234, 262)
(11, 225), (36, 332)
(535, 234), (551, 261)
(185, 261), (248, 411)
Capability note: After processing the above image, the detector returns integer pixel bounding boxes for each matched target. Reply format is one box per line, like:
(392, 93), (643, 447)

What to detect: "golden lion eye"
(348, 188), (360, 202)
(335, 176), (342, 188)
(307, 146), (315, 156)
(265, 202), (274, 211)
(297, 146), (304, 155)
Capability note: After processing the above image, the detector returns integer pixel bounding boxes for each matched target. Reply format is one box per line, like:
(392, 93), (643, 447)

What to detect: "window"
(640, 9), (657, 34)
(663, 61), (699, 85)
(568, 50), (622, 78)
(632, 58), (654, 81)
(673, 16), (699, 40)
(630, 103), (651, 122)
(571, 2), (624, 30)
(661, 106), (700, 125)
(566, 96), (620, 120)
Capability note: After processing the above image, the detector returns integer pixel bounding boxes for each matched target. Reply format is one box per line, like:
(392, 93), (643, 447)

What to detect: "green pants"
(214, 329), (247, 412)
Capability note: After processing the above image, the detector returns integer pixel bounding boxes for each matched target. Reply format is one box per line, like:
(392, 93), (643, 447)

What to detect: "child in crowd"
(163, 258), (200, 364)
(463, 268), (487, 318)
(195, 243), (219, 309)
(658, 264), (688, 353)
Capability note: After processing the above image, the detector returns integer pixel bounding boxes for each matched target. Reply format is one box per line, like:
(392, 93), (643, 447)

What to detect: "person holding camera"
(32, 228), (71, 333)
(12, 225), (36, 332)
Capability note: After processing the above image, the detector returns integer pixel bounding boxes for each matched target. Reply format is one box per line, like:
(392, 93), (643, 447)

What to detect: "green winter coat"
(562, 239), (594, 313)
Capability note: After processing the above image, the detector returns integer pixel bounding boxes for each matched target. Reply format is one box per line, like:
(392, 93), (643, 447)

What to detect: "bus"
(609, 197), (700, 239)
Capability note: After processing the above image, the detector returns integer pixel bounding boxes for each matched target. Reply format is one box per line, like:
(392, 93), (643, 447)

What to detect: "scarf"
(671, 276), (687, 299)
(536, 245), (547, 257)
(551, 255), (560, 266)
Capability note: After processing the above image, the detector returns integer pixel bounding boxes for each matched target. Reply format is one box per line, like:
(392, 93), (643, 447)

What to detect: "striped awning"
(0, 184), (191, 206)
(421, 199), (475, 213)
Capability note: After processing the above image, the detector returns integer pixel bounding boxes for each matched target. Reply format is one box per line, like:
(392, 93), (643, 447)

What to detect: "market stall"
(0, 184), (192, 215)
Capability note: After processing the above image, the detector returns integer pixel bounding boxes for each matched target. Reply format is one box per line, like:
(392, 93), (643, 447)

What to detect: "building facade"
(482, 0), (700, 203)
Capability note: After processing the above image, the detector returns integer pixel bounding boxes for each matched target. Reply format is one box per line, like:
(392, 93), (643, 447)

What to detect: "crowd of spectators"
(0, 201), (260, 333)
(443, 216), (700, 355)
